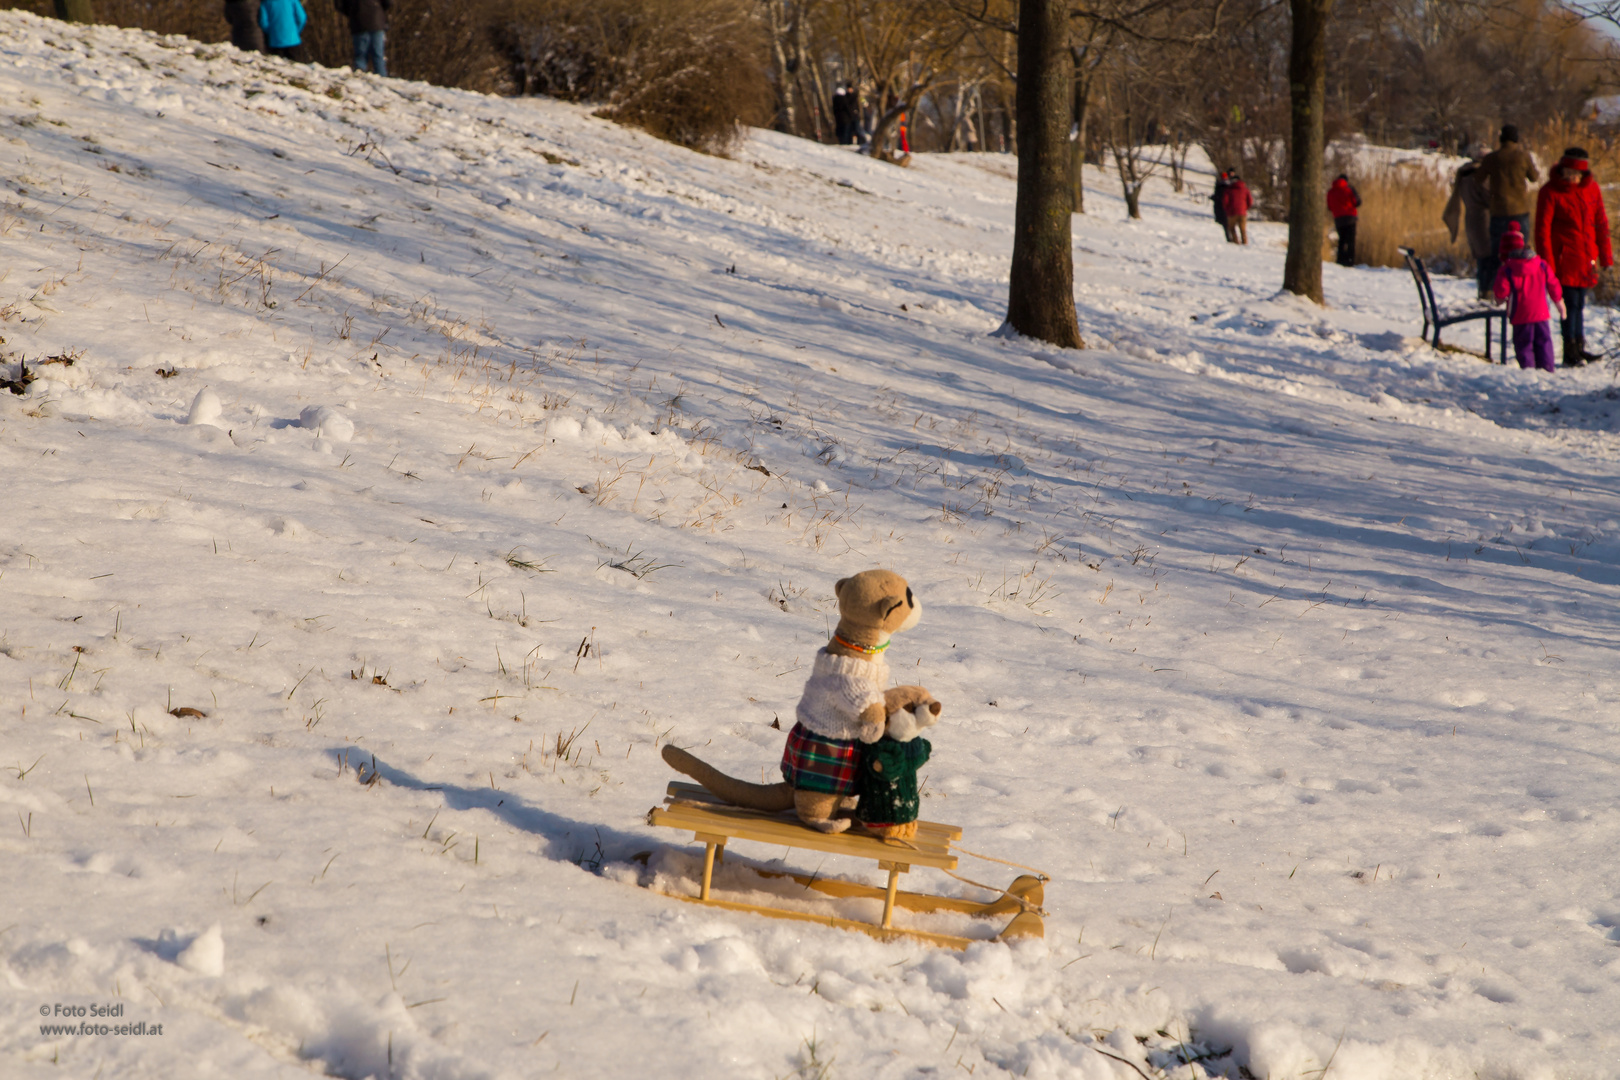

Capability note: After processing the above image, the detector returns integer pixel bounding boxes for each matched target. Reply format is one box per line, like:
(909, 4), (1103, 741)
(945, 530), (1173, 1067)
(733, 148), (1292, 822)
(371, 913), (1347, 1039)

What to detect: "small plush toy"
(662, 569), (940, 833)
(853, 697), (941, 839)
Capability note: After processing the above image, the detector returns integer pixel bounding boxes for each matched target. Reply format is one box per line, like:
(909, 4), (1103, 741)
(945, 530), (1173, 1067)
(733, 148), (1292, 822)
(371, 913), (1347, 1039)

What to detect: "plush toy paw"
(885, 697), (941, 742)
(795, 789), (851, 833)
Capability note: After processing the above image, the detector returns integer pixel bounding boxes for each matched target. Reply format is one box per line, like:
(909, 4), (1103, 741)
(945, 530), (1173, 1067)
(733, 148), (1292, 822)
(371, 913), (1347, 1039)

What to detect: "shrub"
(495, 0), (771, 156)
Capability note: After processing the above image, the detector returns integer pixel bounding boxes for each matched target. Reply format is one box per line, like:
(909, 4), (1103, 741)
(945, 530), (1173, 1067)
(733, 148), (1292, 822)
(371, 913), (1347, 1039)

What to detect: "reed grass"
(1325, 161), (1469, 273)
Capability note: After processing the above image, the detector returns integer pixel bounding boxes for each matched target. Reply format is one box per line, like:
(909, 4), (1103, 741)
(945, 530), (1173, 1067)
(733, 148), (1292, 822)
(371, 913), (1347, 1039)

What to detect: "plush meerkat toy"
(661, 569), (939, 833)
(853, 697), (941, 839)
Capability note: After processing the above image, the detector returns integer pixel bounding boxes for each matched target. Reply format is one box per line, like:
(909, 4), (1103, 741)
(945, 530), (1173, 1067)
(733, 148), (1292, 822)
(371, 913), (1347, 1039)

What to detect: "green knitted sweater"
(853, 735), (932, 826)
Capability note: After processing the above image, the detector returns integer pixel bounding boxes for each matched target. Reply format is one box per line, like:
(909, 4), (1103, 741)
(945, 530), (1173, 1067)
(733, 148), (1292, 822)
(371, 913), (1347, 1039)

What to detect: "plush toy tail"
(661, 745), (795, 811)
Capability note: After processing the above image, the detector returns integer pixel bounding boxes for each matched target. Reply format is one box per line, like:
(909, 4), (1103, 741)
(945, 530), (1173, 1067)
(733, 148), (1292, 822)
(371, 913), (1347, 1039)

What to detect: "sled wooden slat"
(648, 802), (958, 870)
(663, 781), (964, 842)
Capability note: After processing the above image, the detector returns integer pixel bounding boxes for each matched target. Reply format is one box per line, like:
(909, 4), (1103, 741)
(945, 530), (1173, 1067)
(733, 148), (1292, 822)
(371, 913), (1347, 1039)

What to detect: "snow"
(3, 9), (1620, 1078)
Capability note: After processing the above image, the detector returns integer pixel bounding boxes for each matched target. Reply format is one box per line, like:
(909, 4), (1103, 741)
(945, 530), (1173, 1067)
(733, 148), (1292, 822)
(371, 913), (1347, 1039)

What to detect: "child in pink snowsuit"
(1493, 221), (1565, 372)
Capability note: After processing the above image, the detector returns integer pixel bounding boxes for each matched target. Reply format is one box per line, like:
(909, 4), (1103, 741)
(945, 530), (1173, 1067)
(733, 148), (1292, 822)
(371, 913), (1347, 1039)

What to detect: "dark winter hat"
(1499, 221), (1525, 256)
(1563, 147), (1590, 160)
(1500, 124), (1520, 143)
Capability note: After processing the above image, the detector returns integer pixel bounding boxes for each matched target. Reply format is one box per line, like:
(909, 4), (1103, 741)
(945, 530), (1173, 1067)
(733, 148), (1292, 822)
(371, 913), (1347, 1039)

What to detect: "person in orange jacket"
(1326, 174), (1361, 266)
(1534, 147), (1613, 366)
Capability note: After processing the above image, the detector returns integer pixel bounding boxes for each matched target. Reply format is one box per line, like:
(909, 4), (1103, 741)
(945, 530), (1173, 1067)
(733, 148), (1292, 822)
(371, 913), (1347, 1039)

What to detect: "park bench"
(646, 781), (1045, 949)
(1401, 246), (1507, 361)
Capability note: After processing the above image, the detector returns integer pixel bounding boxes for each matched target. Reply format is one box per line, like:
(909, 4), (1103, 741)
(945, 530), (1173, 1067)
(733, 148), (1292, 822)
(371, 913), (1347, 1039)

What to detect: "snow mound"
(299, 405), (354, 442)
(185, 388), (223, 427)
(175, 923), (224, 976)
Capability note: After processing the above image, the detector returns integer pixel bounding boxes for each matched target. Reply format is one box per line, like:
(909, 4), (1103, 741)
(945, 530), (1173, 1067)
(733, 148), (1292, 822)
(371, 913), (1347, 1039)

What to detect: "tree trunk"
(868, 96), (916, 163)
(947, 81), (969, 152)
(1070, 72), (1088, 214)
(54, 0), (93, 21)
(806, 52), (833, 144)
(767, 1), (800, 135)
(1282, 0), (1333, 303)
(1006, 0), (1083, 349)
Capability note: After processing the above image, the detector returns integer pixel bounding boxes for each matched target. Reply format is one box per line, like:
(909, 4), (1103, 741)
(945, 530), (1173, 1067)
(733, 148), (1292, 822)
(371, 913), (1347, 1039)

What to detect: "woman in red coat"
(1326, 174), (1361, 266)
(1222, 174), (1254, 245)
(1534, 148), (1613, 366)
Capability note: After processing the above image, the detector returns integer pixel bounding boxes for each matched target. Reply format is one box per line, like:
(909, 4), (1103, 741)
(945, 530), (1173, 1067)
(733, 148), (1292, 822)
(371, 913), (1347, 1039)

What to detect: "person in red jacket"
(1534, 147), (1613, 366)
(1222, 173), (1254, 245)
(1326, 174), (1361, 266)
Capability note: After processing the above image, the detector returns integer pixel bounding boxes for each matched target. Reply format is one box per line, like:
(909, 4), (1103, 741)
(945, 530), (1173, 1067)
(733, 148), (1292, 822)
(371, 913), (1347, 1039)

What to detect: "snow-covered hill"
(4, 10), (1620, 1079)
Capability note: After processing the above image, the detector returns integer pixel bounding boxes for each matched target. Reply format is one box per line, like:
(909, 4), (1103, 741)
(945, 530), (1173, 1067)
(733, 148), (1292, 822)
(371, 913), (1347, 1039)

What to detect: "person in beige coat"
(1477, 124), (1539, 293)
(1444, 151), (1492, 296)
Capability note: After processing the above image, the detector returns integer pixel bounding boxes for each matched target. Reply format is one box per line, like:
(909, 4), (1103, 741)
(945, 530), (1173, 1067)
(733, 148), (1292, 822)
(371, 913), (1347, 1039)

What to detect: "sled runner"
(645, 781), (1045, 949)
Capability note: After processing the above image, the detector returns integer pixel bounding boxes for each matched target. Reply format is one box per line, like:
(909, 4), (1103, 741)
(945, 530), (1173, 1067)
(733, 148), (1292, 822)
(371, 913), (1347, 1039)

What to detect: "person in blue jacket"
(258, 0), (309, 63)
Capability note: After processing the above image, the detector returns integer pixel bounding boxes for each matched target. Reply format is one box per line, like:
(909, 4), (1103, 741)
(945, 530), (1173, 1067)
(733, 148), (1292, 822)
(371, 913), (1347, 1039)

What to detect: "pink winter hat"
(1499, 221), (1525, 256)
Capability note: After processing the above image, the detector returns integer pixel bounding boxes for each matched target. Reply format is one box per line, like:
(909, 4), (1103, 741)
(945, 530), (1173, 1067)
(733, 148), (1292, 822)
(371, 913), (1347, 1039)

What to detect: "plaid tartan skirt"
(780, 722), (860, 794)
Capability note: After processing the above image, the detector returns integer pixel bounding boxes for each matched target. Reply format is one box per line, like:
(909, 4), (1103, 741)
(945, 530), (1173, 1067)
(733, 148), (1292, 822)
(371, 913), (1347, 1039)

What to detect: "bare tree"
(1282, 0), (1332, 302)
(1007, 0), (1084, 346)
(1068, 21), (1114, 213)
(54, 0), (93, 19)
(1096, 42), (1168, 218)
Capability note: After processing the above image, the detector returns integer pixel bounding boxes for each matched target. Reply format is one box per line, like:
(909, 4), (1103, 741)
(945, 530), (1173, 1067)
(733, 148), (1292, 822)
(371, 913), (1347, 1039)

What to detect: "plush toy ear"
(834, 577), (849, 598)
(926, 700), (942, 717)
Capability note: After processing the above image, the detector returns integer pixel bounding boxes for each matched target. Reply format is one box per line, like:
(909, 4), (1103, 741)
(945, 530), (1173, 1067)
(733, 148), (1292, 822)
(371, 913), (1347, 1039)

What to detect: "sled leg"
(878, 860), (907, 929)
(696, 832), (727, 902)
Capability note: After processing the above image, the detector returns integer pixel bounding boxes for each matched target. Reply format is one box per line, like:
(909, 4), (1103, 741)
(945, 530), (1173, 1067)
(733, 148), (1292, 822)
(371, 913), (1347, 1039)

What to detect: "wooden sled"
(645, 781), (1045, 949)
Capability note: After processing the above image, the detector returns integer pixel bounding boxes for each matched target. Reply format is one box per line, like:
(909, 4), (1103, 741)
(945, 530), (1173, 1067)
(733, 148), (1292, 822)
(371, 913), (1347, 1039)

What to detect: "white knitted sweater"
(794, 648), (889, 741)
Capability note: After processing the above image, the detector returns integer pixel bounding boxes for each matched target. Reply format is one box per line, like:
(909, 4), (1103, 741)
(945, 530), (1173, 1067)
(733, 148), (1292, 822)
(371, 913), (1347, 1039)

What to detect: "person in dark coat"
(1326, 174), (1361, 266)
(831, 83), (857, 145)
(224, 0), (265, 53)
(1444, 149), (1492, 297)
(1222, 173), (1253, 245)
(1477, 124), (1539, 301)
(1534, 148), (1613, 367)
(338, 0), (392, 76)
(1212, 169), (1231, 235)
(258, 0), (308, 62)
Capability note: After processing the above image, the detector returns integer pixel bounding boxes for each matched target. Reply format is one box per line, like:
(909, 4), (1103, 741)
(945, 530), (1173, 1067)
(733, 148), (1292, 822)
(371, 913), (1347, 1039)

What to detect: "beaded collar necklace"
(831, 633), (889, 656)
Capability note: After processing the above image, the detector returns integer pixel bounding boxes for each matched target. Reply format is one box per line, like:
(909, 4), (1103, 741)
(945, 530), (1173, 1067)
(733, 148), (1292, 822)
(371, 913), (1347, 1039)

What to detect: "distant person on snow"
(832, 83), (857, 146)
(338, 0), (392, 77)
(1212, 169), (1231, 237)
(1326, 174), (1361, 266)
(1443, 148), (1493, 297)
(1477, 124), (1539, 302)
(258, 0), (309, 62)
(1535, 147), (1613, 367)
(223, 0), (265, 53)
(1493, 223), (1564, 372)
(1222, 172), (1253, 245)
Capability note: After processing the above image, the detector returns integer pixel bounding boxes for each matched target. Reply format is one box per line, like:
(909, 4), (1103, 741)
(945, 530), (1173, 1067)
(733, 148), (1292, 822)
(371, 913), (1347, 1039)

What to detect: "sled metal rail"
(646, 781), (1044, 949)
